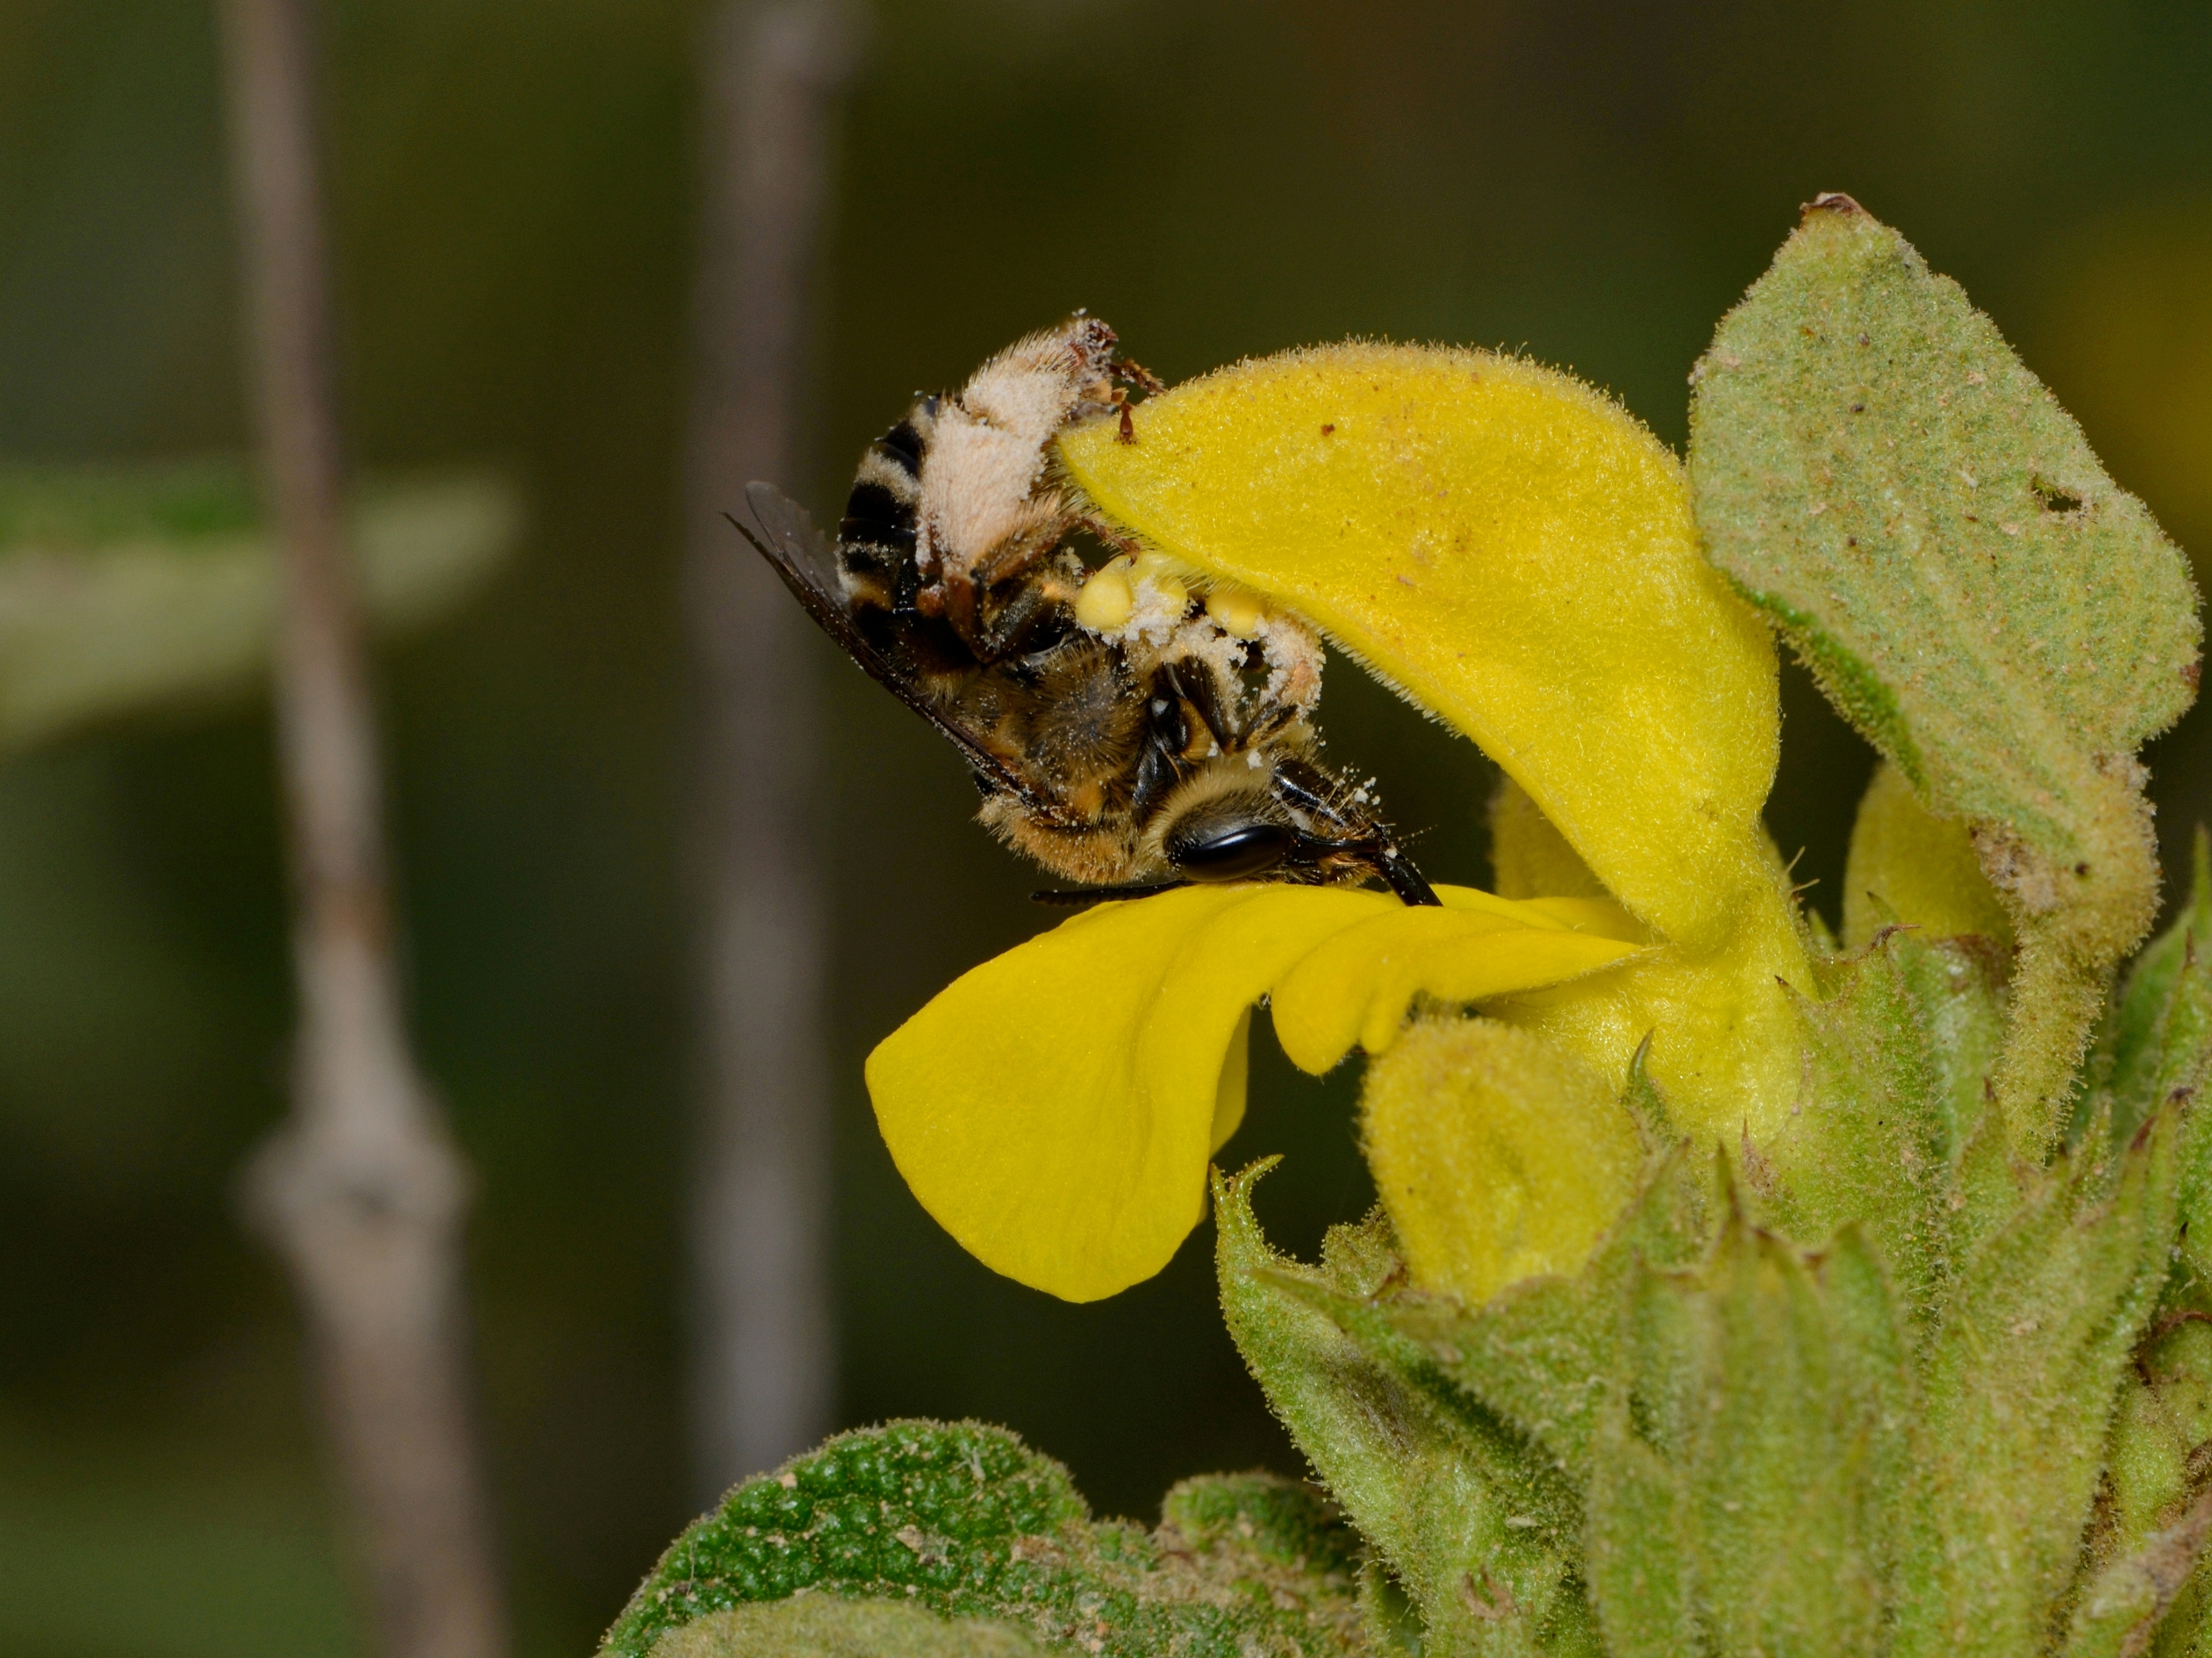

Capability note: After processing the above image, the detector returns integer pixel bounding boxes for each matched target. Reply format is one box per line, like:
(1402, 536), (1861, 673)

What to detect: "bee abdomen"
(873, 419), (925, 475)
(838, 416), (927, 554)
(839, 477), (915, 545)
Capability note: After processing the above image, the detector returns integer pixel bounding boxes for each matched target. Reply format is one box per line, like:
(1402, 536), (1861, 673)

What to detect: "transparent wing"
(734, 482), (1070, 821)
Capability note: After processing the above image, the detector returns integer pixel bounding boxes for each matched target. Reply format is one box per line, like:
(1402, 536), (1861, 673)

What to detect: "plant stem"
(682, 0), (864, 1498)
(216, 3), (507, 1654)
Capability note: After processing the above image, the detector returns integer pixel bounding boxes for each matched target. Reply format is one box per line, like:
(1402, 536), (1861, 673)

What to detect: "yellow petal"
(1271, 901), (1639, 1074)
(1059, 345), (1780, 958)
(868, 884), (1382, 1302)
(867, 882), (1643, 1301)
(1363, 1016), (1642, 1306)
(1843, 759), (2015, 951)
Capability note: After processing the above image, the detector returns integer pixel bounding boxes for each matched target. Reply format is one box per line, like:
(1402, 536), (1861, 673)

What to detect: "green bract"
(610, 199), (2212, 1658)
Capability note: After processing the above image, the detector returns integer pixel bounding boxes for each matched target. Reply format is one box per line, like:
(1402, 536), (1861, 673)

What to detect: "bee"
(734, 317), (1440, 908)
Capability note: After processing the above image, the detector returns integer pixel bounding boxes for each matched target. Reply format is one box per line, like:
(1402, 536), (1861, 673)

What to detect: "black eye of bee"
(1167, 818), (1294, 882)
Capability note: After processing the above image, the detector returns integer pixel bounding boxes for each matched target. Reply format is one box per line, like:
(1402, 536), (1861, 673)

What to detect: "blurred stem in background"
(214, 2), (507, 1656)
(683, 0), (864, 1503)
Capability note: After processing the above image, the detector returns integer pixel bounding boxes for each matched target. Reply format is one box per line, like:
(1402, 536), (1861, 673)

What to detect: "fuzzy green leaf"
(1688, 194), (2199, 1154)
(1688, 195), (2198, 838)
(1581, 1412), (1696, 1658)
(2101, 1319), (2212, 1618)
(1282, 1144), (1704, 1488)
(2063, 1489), (2212, 1658)
(1216, 1162), (1596, 1657)
(2085, 835), (2212, 1283)
(598, 1420), (1364, 1658)
(1890, 1106), (2182, 1658)
(1765, 928), (2008, 1334)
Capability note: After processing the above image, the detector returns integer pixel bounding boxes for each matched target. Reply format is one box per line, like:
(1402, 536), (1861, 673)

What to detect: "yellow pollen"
(1204, 583), (1269, 638)
(1075, 556), (1136, 632)
(1131, 551), (1190, 613)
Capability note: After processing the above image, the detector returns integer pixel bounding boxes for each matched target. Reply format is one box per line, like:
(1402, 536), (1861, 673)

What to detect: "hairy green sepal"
(1213, 917), (2203, 1657)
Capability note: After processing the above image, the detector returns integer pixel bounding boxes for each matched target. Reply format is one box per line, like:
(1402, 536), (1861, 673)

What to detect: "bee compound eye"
(1168, 819), (1294, 882)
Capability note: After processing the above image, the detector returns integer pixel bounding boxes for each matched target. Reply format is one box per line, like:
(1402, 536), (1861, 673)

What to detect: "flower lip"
(866, 880), (1643, 1302)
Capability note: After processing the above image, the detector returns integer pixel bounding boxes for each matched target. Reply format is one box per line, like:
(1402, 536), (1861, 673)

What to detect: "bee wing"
(734, 482), (1076, 825)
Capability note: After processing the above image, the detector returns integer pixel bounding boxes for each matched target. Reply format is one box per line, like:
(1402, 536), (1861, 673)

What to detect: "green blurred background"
(3, 1), (2209, 1653)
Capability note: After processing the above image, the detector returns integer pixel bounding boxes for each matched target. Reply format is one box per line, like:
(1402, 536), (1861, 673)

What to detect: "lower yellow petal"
(868, 882), (1644, 1301)
(1271, 906), (1637, 1074)
(867, 883), (1381, 1302)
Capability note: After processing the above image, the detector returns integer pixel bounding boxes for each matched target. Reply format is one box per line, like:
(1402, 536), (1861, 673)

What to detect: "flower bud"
(1362, 1016), (1639, 1306)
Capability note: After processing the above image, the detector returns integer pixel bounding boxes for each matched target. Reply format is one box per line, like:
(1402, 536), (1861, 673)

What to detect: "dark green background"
(3, 3), (2208, 1653)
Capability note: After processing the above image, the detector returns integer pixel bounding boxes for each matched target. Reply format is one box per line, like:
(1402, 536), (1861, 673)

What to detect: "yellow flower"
(870, 343), (1811, 1303)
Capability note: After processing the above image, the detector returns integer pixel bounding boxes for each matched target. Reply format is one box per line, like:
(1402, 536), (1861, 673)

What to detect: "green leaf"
(0, 461), (520, 750)
(1890, 1105), (2182, 1658)
(2101, 1318), (2212, 1604)
(598, 1419), (1364, 1658)
(1581, 1410), (1696, 1658)
(1215, 1162), (1596, 1657)
(1690, 194), (2197, 832)
(2082, 835), (2212, 1277)
(645, 1599), (1051, 1657)
(1688, 194), (2201, 1155)
(1284, 1142), (1704, 1488)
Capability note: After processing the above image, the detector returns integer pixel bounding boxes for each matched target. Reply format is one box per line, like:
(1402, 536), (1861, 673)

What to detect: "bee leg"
(976, 576), (1074, 661)
(1376, 841), (1442, 907)
(1030, 882), (1186, 908)
(1158, 658), (1233, 750)
(1113, 358), (1167, 397)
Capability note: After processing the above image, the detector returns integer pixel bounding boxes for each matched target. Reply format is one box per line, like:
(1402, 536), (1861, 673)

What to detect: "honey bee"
(734, 317), (1439, 907)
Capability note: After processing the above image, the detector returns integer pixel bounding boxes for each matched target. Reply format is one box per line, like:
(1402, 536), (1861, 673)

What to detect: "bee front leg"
(1376, 841), (1442, 907)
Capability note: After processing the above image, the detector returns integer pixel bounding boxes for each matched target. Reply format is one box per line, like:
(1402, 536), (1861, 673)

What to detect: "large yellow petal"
(867, 882), (1642, 1301)
(1059, 345), (1781, 959)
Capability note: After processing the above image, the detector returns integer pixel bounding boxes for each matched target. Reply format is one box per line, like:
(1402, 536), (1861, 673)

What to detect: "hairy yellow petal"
(868, 884), (1368, 1301)
(868, 883), (1642, 1301)
(1363, 1017), (1641, 1306)
(1060, 345), (1783, 958)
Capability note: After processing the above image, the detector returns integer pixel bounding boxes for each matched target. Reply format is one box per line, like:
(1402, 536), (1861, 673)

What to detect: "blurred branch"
(684, 0), (863, 1497)
(0, 466), (519, 752)
(214, 4), (508, 1657)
